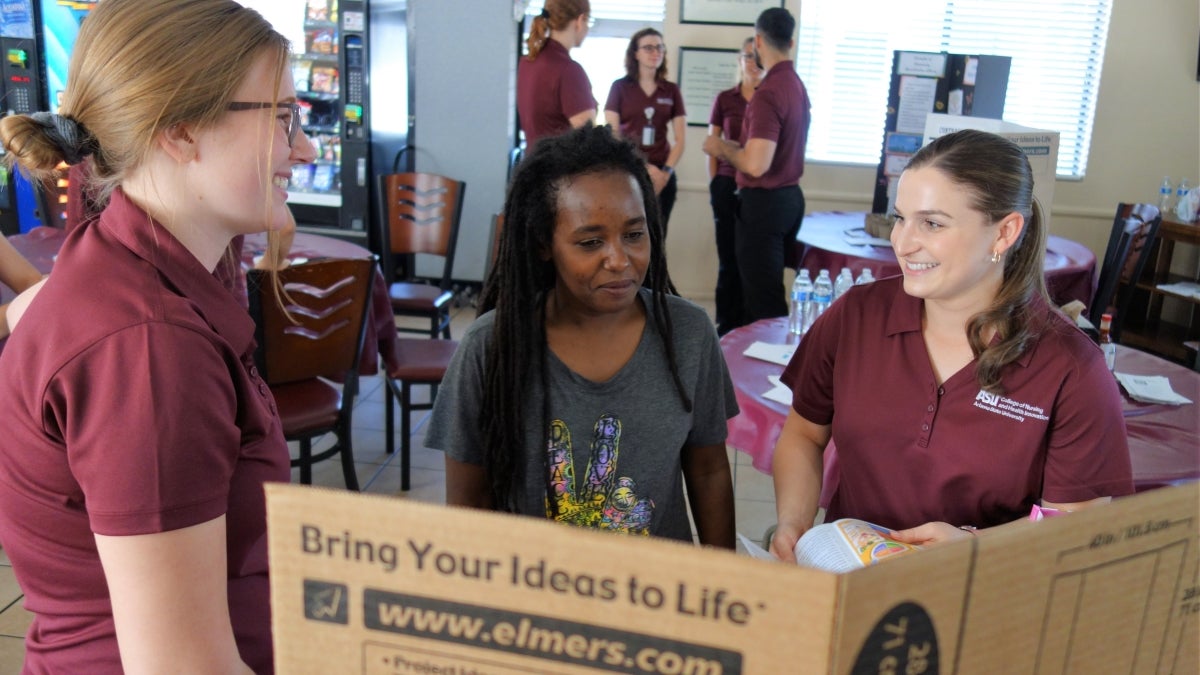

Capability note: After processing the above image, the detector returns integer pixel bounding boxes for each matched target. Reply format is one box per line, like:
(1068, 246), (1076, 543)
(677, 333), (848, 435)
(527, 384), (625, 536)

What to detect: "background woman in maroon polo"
(769, 130), (1133, 562)
(707, 37), (761, 335)
(0, 0), (313, 671)
(517, 0), (597, 150)
(604, 28), (687, 233)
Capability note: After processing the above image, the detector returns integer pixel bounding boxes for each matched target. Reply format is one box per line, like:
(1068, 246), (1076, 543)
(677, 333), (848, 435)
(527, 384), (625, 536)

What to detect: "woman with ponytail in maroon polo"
(517, 0), (596, 149)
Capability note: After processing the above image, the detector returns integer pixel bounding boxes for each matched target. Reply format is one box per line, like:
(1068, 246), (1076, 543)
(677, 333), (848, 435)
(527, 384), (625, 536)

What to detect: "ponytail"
(525, 15), (550, 60)
(525, 0), (589, 61)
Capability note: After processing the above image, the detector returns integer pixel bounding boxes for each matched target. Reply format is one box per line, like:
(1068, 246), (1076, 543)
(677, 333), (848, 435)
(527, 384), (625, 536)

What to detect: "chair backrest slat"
(376, 172), (466, 290)
(249, 258), (375, 386)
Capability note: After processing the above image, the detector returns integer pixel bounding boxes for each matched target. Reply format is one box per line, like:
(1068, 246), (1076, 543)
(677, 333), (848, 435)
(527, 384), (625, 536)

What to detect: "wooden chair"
(1088, 203), (1162, 343)
(249, 258), (374, 490)
(384, 337), (458, 491)
(376, 172), (466, 339)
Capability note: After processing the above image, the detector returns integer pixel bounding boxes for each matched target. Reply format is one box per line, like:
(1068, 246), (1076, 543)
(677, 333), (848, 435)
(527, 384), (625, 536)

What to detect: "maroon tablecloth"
(721, 317), (1200, 494)
(4, 226), (398, 374)
(795, 212), (1098, 308)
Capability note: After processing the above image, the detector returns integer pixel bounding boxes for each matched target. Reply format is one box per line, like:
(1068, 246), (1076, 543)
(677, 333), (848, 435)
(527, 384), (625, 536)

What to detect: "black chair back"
(1089, 203), (1161, 342)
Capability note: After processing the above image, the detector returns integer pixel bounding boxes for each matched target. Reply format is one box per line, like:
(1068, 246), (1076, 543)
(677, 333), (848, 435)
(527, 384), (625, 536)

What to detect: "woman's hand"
(646, 164), (668, 195)
(890, 521), (974, 546)
(769, 518), (808, 563)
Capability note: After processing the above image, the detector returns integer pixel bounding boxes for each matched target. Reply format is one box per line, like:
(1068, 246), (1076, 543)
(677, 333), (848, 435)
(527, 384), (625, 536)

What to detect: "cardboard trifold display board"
(267, 483), (1198, 674)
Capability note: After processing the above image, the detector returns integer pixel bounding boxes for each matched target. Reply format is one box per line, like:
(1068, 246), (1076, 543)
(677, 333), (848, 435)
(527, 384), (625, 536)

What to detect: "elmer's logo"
(975, 390), (1000, 406)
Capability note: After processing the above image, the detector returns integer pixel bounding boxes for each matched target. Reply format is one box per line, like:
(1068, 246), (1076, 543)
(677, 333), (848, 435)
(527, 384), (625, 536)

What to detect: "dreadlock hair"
(477, 123), (691, 513)
(904, 128), (1049, 394)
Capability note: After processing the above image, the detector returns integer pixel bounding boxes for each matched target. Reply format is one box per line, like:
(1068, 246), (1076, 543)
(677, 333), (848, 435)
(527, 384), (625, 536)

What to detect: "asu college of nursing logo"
(973, 390), (1050, 423)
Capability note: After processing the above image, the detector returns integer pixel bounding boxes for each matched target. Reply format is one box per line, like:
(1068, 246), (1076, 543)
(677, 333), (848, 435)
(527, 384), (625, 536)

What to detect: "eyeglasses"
(226, 101), (301, 148)
(638, 44), (666, 53)
(739, 52), (756, 61)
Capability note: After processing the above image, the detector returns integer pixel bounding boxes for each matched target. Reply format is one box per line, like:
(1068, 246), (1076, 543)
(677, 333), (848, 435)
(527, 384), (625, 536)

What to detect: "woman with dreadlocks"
(426, 125), (736, 548)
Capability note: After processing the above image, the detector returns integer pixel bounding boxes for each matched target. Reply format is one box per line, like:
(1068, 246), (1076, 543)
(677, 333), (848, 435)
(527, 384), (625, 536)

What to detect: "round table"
(3, 226), (398, 373)
(795, 212), (1098, 308)
(721, 317), (1200, 493)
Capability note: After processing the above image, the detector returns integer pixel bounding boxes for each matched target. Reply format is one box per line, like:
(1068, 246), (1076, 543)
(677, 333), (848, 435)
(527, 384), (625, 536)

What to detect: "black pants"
(657, 170), (677, 236)
(709, 175), (742, 335)
(735, 185), (805, 324)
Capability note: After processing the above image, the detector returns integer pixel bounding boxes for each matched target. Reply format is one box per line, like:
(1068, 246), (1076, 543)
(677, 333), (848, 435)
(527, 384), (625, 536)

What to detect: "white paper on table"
(762, 375), (793, 406)
(1114, 372), (1193, 405)
(843, 228), (893, 247)
(743, 341), (796, 366)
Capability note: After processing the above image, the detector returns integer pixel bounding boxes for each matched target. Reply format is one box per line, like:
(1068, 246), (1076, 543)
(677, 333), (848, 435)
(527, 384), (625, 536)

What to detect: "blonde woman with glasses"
(0, 0), (315, 671)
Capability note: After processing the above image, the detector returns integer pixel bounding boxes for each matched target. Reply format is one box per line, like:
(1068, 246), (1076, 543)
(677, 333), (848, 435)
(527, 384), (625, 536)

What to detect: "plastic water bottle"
(812, 269), (834, 324)
(788, 269), (812, 336)
(1175, 178), (1191, 219)
(833, 268), (854, 301)
(855, 268), (875, 285)
(1158, 176), (1174, 213)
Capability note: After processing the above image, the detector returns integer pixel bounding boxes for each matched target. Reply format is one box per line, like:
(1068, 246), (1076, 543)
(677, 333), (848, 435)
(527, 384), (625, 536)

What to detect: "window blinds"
(796, 0), (1112, 178)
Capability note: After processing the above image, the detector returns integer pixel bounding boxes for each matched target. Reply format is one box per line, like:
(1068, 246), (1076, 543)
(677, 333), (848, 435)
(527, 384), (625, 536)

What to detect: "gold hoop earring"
(990, 251), (1001, 264)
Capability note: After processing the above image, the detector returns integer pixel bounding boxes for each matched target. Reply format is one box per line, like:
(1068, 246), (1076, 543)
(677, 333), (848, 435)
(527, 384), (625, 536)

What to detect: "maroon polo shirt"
(0, 189), (290, 673)
(737, 61), (810, 190)
(781, 276), (1133, 531)
(604, 77), (686, 166)
(708, 85), (750, 179)
(517, 39), (596, 148)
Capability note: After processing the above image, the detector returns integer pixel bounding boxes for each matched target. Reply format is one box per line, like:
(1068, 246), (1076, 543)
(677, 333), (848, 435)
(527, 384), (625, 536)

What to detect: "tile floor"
(0, 296), (779, 669)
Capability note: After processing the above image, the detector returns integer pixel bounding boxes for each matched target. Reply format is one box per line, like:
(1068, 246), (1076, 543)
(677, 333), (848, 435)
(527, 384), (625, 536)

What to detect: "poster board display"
(678, 48), (739, 128)
(268, 482), (1199, 674)
(872, 51), (1011, 215)
(924, 113), (1060, 228)
(680, 0), (784, 26)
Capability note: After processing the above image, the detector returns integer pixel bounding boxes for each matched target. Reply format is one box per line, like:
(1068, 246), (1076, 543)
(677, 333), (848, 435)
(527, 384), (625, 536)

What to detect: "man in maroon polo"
(702, 7), (810, 326)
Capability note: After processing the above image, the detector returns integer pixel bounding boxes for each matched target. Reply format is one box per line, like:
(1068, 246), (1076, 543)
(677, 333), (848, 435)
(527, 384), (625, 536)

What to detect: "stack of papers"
(762, 375), (792, 405)
(1114, 372), (1193, 405)
(1156, 281), (1200, 300)
(742, 341), (796, 366)
(843, 228), (892, 247)
(741, 342), (796, 405)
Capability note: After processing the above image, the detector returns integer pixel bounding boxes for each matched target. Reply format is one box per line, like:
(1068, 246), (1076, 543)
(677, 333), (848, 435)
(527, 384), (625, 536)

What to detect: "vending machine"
(244, 0), (412, 241)
(19, 0), (409, 245)
(0, 0), (51, 234)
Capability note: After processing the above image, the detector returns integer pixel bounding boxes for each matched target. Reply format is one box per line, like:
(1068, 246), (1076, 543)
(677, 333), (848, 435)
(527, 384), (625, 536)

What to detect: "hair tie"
(540, 8), (549, 18)
(28, 112), (97, 166)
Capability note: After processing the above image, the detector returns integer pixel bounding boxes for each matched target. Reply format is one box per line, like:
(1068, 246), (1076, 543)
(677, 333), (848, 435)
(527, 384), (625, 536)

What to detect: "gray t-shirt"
(425, 289), (738, 542)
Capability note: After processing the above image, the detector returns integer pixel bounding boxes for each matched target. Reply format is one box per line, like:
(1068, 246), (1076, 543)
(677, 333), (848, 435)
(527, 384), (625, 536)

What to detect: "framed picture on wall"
(678, 47), (741, 127)
(680, 0), (785, 26)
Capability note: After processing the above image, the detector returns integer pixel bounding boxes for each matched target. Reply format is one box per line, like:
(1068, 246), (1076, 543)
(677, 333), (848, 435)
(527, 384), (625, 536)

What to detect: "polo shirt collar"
(763, 60), (796, 82)
(98, 189), (255, 354)
(543, 39), (569, 59)
(882, 277), (1042, 369)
